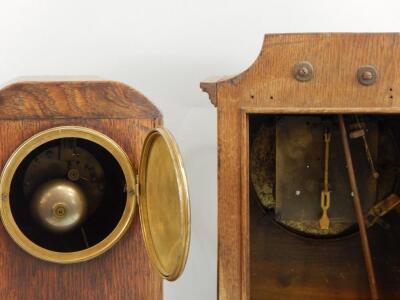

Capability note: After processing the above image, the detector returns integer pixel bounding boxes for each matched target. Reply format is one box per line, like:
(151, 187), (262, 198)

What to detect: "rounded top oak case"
(0, 77), (190, 299)
(0, 77), (162, 119)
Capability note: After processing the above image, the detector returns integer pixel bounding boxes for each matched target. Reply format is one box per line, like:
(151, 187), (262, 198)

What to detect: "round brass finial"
(31, 179), (88, 233)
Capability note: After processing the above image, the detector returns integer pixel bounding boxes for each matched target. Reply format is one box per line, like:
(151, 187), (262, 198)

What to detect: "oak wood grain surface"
(0, 79), (161, 120)
(202, 33), (400, 300)
(0, 80), (163, 299)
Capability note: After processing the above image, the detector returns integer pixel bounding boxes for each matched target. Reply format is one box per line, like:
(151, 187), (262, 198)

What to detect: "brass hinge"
(1, 193), (8, 201)
(135, 174), (140, 199)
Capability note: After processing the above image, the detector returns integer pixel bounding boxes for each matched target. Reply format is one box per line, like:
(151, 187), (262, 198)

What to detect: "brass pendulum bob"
(31, 179), (88, 233)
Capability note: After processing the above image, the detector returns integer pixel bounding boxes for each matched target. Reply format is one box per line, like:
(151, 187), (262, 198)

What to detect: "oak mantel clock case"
(202, 33), (400, 300)
(0, 78), (190, 299)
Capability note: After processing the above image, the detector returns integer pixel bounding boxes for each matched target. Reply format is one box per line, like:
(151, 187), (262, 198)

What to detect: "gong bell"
(31, 179), (88, 233)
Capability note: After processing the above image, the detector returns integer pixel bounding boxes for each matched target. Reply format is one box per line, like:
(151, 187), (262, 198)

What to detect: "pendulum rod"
(338, 114), (379, 300)
(319, 130), (331, 230)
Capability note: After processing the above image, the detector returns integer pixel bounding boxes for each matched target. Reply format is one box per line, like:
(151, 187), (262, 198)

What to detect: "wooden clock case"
(201, 33), (400, 300)
(0, 78), (189, 299)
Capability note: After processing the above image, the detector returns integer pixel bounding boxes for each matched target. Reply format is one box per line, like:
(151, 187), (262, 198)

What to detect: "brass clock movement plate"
(251, 115), (400, 237)
(139, 128), (190, 281)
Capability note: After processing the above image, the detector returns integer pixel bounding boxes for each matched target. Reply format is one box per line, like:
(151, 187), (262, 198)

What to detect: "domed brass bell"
(31, 179), (88, 233)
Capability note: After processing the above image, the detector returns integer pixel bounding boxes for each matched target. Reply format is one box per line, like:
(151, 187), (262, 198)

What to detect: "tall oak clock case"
(0, 78), (190, 299)
(202, 33), (400, 300)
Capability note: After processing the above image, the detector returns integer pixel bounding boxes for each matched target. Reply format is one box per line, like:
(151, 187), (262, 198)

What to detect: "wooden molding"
(200, 80), (217, 107)
(200, 75), (236, 107)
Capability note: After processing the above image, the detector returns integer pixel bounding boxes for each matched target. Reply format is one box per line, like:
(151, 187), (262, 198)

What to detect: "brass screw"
(294, 61), (313, 82)
(67, 169), (80, 181)
(357, 65), (378, 86)
(53, 204), (67, 218)
(362, 71), (373, 81)
(298, 67), (309, 77)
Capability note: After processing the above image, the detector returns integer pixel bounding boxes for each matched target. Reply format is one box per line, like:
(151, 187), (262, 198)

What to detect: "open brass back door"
(138, 128), (190, 281)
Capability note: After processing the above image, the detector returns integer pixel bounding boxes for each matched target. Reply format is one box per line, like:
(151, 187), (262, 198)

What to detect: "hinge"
(1, 193), (8, 201)
(135, 174), (140, 199)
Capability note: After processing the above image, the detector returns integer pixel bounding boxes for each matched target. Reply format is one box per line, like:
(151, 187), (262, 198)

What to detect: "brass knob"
(31, 179), (88, 233)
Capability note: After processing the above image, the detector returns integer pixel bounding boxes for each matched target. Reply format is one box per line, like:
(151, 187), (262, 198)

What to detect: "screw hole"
(390, 88), (393, 91)
(390, 95), (394, 99)
(250, 95), (254, 99)
(270, 96), (274, 100)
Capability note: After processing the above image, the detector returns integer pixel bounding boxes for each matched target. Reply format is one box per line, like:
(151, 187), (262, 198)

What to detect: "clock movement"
(202, 33), (400, 300)
(0, 78), (190, 299)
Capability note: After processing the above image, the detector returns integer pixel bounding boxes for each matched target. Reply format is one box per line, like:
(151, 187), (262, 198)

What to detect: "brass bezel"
(0, 126), (136, 264)
(138, 128), (191, 281)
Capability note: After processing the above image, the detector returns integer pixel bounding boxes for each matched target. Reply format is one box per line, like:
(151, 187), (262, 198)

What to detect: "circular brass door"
(139, 128), (190, 281)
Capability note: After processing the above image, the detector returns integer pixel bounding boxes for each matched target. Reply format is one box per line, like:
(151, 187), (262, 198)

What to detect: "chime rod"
(338, 114), (379, 300)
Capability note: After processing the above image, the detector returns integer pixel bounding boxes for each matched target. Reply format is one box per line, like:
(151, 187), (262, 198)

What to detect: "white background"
(1, 1), (399, 299)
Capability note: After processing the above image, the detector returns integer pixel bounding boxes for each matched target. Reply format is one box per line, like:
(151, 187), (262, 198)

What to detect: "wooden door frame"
(236, 106), (400, 300)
